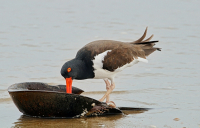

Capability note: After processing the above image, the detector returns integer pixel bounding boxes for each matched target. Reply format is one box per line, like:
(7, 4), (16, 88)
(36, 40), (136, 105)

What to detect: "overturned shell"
(8, 82), (122, 118)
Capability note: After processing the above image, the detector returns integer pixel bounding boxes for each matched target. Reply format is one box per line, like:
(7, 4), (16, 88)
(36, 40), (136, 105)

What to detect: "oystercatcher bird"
(61, 27), (161, 107)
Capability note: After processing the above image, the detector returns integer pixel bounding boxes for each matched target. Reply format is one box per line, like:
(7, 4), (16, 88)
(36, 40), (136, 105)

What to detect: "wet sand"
(1, 0), (200, 127)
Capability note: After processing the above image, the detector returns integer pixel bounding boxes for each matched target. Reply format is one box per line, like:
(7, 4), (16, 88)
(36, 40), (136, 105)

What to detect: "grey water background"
(0, 0), (200, 127)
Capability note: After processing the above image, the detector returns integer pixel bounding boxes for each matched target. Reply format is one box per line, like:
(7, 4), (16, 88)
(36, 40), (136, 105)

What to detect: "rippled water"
(0, 0), (200, 127)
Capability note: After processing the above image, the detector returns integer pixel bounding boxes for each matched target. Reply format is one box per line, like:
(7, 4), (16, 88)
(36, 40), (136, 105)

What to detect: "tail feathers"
(130, 27), (153, 44)
(134, 40), (158, 45)
(130, 27), (161, 56)
(143, 48), (161, 56)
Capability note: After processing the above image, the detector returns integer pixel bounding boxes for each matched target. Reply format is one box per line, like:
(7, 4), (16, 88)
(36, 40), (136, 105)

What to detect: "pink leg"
(99, 79), (116, 107)
(104, 79), (111, 103)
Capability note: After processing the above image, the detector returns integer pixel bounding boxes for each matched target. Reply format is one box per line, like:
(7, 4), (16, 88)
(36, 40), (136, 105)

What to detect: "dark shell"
(8, 82), (122, 118)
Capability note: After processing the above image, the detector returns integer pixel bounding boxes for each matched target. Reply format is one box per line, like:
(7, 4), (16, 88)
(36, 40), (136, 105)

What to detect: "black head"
(61, 59), (79, 79)
(60, 59), (94, 80)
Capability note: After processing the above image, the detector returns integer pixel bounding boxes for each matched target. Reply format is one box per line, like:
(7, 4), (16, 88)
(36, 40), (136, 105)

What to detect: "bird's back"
(75, 28), (161, 73)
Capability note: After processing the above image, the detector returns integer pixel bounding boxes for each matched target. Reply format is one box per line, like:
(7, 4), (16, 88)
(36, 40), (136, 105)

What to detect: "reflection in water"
(13, 108), (150, 128)
(13, 115), (123, 128)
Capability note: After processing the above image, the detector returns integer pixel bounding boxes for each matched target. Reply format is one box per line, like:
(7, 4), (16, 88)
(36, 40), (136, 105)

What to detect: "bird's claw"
(99, 98), (104, 102)
(106, 101), (116, 108)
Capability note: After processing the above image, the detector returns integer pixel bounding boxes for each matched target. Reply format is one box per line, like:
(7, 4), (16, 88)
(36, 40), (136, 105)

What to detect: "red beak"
(66, 77), (72, 93)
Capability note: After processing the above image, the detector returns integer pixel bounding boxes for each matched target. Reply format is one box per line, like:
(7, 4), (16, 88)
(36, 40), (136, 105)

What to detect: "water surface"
(0, 0), (200, 127)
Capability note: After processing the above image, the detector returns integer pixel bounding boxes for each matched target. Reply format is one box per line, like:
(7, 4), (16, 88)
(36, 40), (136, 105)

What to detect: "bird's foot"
(106, 101), (116, 108)
(98, 99), (116, 108)
(99, 98), (104, 102)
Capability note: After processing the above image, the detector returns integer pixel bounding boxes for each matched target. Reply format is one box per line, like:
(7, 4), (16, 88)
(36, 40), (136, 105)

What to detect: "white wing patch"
(92, 50), (116, 80)
(93, 50), (111, 69)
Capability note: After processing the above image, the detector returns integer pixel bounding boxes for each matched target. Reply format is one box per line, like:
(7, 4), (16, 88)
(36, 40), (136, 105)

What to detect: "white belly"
(93, 68), (118, 80)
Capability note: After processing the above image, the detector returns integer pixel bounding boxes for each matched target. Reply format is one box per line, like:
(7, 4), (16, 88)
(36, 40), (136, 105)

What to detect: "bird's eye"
(67, 67), (71, 73)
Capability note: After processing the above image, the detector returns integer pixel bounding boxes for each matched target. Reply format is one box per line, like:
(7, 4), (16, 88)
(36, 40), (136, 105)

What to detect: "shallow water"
(0, 0), (200, 127)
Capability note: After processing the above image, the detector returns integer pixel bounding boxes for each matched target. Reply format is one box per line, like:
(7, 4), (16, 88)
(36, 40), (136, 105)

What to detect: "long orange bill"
(66, 77), (72, 93)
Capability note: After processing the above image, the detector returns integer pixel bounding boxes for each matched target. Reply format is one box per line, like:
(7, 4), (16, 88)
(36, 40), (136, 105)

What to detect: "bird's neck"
(74, 59), (94, 80)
